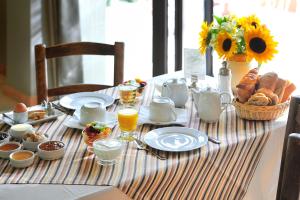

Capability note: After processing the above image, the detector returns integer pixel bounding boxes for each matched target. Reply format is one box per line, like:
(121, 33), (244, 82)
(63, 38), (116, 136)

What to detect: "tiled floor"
(0, 78), (18, 112)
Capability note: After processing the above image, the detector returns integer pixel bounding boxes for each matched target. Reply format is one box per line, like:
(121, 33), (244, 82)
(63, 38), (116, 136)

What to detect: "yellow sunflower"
(245, 26), (278, 63)
(237, 16), (248, 29)
(214, 31), (237, 59)
(199, 22), (210, 54)
(246, 15), (261, 28)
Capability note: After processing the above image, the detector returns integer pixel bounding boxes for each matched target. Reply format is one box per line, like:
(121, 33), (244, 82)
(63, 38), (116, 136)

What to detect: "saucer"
(63, 111), (117, 130)
(138, 106), (187, 125)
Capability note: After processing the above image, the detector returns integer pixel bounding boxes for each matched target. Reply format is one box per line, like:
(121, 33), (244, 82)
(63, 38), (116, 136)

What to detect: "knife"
(2, 113), (17, 124)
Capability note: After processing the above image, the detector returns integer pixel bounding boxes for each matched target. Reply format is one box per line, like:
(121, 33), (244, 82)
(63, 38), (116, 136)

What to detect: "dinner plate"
(143, 127), (208, 152)
(64, 111), (117, 130)
(59, 92), (114, 110)
(138, 106), (187, 125)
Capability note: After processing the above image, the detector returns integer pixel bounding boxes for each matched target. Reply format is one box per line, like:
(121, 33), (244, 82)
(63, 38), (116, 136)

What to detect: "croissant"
(246, 93), (272, 106)
(236, 68), (259, 103)
(256, 88), (279, 105)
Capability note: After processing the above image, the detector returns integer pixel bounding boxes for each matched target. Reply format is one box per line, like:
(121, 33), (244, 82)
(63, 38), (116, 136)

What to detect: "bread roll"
(236, 68), (259, 103)
(258, 72), (278, 92)
(281, 82), (296, 102)
(246, 93), (272, 106)
(274, 78), (288, 102)
(256, 88), (279, 105)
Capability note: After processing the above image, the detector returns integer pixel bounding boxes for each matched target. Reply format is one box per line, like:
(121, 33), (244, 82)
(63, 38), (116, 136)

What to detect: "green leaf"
(214, 15), (223, 25)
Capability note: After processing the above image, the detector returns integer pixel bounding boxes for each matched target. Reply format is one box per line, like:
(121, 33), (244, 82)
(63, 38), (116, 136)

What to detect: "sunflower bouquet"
(199, 14), (278, 64)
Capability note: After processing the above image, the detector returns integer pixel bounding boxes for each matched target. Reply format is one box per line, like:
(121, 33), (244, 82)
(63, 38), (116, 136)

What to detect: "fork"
(134, 138), (167, 160)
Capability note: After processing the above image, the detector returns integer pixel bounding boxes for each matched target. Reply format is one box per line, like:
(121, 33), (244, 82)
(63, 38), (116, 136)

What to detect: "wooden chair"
(35, 42), (124, 104)
(276, 95), (300, 200)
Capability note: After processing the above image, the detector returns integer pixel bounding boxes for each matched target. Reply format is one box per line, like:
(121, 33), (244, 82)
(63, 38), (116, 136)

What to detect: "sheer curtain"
(42, 0), (82, 88)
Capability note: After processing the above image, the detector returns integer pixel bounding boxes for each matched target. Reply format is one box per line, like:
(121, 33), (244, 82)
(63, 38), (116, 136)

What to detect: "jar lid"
(219, 61), (230, 76)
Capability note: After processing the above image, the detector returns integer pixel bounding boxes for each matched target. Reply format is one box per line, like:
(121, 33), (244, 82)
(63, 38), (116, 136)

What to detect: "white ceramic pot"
(192, 87), (231, 122)
(161, 78), (188, 107)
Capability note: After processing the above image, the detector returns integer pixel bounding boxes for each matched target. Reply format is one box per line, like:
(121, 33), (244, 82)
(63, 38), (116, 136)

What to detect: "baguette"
(236, 68), (259, 103)
(274, 78), (288, 102)
(281, 82), (296, 103)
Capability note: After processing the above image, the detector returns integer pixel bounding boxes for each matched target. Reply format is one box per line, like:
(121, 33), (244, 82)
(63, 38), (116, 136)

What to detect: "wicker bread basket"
(233, 99), (289, 120)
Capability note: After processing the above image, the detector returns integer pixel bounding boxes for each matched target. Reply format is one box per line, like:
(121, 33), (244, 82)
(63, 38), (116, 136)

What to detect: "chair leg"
(278, 133), (300, 200)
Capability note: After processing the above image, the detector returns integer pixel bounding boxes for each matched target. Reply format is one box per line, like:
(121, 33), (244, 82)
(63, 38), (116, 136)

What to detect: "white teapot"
(191, 87), (231, 122)
(161, 78), (188, 107)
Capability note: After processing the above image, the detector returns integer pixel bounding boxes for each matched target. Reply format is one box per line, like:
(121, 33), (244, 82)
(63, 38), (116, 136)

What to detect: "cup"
(118, 84), (138, 105)
(13, 111), (28, 123)
(117, 107), (138, 141)
(149, 97), (177, 122)
(80, 102), (106, 125)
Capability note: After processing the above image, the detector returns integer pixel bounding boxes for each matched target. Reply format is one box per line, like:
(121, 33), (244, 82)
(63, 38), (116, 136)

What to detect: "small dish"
(9, 150), (34, 168)
(93, 138), (124, 166)
(0, 132), (11, 144)
(22, 132), (48, 152)
(138, 106), (188, 125)
(64, 111), (117, 130)
(37, 141), (65, 160)
(9, 124), (33, 139)
(0, 142), (22, 159)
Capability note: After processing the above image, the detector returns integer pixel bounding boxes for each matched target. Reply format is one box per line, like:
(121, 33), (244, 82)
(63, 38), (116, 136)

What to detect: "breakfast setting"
(0, 10), (299, 200)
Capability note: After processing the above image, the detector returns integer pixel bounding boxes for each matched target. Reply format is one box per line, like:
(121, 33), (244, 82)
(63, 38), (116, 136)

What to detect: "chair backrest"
(35, 42), (124, 104)
(276, 95), (300, 200)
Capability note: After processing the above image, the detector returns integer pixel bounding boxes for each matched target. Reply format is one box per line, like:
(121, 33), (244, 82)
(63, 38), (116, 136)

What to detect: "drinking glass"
(118, 84), (138, 105)
(117, 107), (138, 141)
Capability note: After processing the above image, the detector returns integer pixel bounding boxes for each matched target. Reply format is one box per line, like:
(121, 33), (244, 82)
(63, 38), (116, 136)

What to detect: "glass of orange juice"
(117, 107), (138, 141)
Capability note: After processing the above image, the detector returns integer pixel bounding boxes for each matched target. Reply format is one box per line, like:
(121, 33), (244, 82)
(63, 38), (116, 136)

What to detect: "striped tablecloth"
(0, 82), (273, 200)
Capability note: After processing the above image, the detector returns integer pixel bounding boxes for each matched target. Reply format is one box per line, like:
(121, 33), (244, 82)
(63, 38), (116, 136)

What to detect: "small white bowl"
(9, 150), (34, 168)
(37, 141), (65, 160)
(93, 138), (124, 165)
(13, 111), (28, 123)
(23, 137), (47, 152)
(9, 124), (33, 139)
(0, 132), (11, 144)
(0, 142), (22, 159)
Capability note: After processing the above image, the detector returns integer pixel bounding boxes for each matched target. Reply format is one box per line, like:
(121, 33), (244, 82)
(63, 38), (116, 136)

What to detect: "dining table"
(0, 73), (287, 200)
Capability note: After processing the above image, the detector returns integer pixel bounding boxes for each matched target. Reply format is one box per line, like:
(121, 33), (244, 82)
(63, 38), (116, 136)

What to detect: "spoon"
(134, 138), (167, 160)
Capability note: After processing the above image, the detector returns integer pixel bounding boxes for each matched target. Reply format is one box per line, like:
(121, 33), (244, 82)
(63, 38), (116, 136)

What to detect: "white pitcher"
(192, 87), (231, 122)
(161, 78), (188, 108)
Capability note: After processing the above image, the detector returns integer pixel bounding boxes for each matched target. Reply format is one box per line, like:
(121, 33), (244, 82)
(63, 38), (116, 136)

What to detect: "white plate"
(0, 105), (63, 126)
(143, 127), (208, 152)
(63, 111), (117, 130)
(138, 106), (187, 125)
(59, 92), (114, 110)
